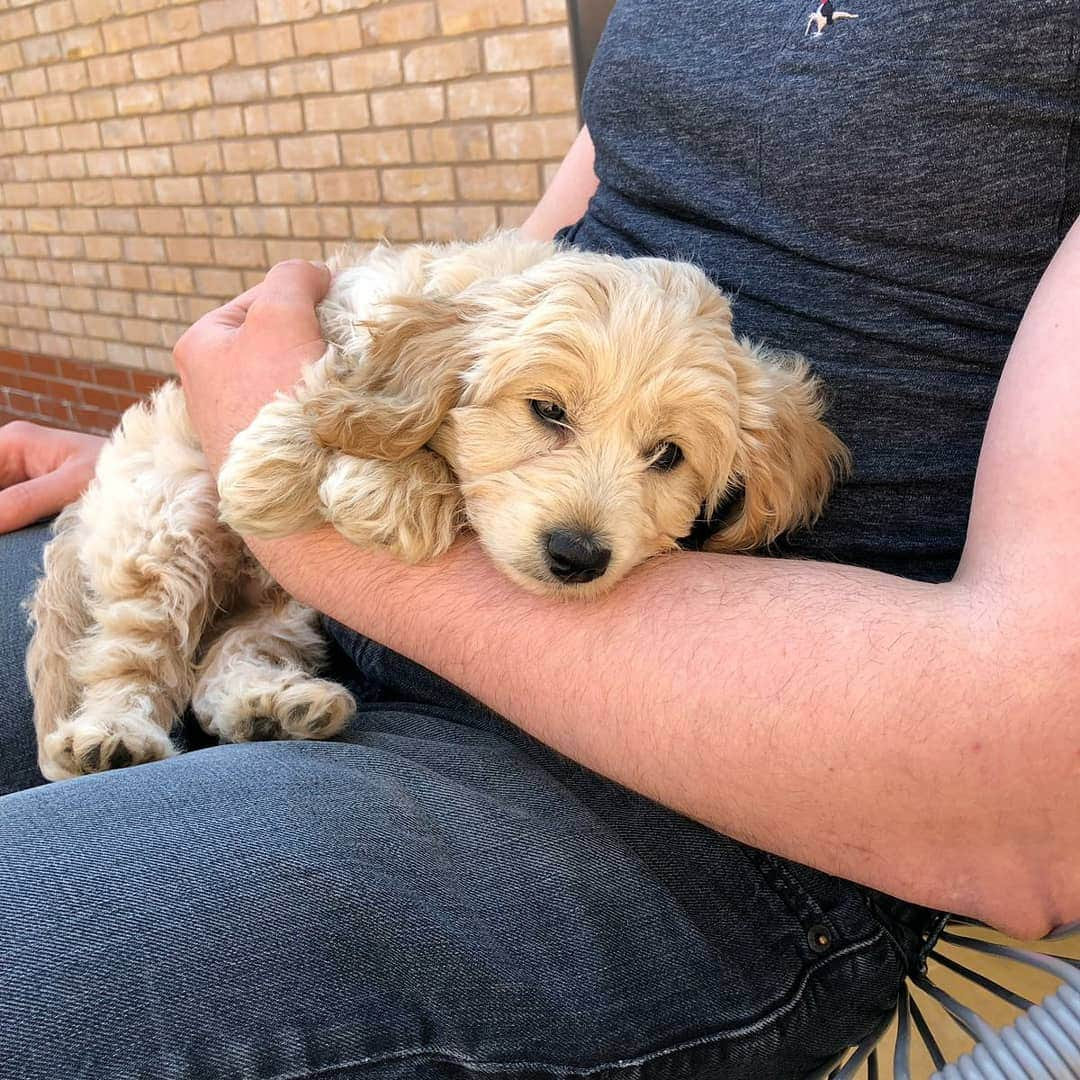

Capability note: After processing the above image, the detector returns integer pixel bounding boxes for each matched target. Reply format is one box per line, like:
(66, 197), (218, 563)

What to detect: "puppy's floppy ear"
(305, 293), (475, 462)
(706, 341), (850, 552)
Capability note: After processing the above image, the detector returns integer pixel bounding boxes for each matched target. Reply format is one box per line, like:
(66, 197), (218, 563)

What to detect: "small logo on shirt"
(805, 0), (859, 35)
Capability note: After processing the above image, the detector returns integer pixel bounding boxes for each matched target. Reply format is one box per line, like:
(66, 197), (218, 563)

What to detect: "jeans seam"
(262, 928), (892, 1080)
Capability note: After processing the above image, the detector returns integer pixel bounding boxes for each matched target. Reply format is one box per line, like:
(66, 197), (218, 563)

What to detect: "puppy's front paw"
(202, 675), (356, 744)
(41, 715), (176, 780)
(217, 397), (325, 538)
(319, 452), (460, 562)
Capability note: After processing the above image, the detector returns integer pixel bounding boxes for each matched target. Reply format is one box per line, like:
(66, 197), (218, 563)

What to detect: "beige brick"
(87, 54), (133, 86)
(84, 149), (127, 175)
(154, 176), (202, 204)
(127, 146), (173, 175)
(532, 69), (574, 113)
(26, 209), (61, 233)
(192, 105), (244, 139)
(244, 100), (303, 135)
(112, 178), (155, 206)
(51, 238), (87, 262)
(151, 267), (196, 294)
(256, 0), (318, 24)
(48, 152), (88, 179)
(403, 38), (480, 83)
(135, 293), (180, 320)
(183, 207), (235, 235)
(34, 0), (77, 33)
(180, 34), (233, 72)
(59, 207), (97, 233)
(222, 138), (278, 171)
(254, 171), (315, 203)
(172, 141), (224, 174)
(132, 44), (182, 80)
(72, 88), (117, 121)
(525, 0), (564, 22)
(103, 15), (150, 52)
(0, 129), (25, 155)
(0, 41), (25, 72)
(437, 0), (523, 34)
(108, 263), (150, 290)
(47, 61), (90, 93)
(447, 75), (529, 118)
(265, 239), (323, 263)
(302, 93), (370, 132)
(279, 133), (340, 168)
(234, 25), (295, 66)
(411, 123), (488, 162)
(60, 25), (104, 60)
(340, 129), (411, 165)
(201, 174), (256, 204)
(492, 116), (576, 158)
(194, 267), (245, 297)
(350, 206), (419, 241)
(160, 76), (213, 111)
(166, 236), (213, 263)
(211, 237), (267, 268)
(147, 6), (201, 44)
(73, 0), (119, 24)
(49, 310), (85, 337)
(371, 85), (443, 126)
(211, 68), (268, 104)
(294, 14), (361, 55)
(146, 348), (177, 374)
(312, 169), (378, 203)
(101, 118), (144, 147)
(19, 35), (62, 68)
(199, 0), (257, 33)
(60, 121), (101, 151)
(123, 236), (167, 263)
(35, 96), (75, 125)
(330, 49), (400, 91)
(143, 113), (192, 144)
(0, 9), (35, 40)
(420, 204), (496, 240)
(288, 206), (350, 237)
(268, 59), (331, 96)
(233, 206), (290, 236)
(93, 284), (133, 311)
(12, 67), (48, 98)
(381, 166), (453, 203)
(83, 313), (122, 338)
(14, 158), (49, 182)
(116, 82), (163, 116)
(1, 100), (36, 129)
(457, 163), (537, 201)
(361, 2), (435, 44)
(105, 341), (147, 369)
(484, 27), (568, 72)
(137, 207), (185, 234)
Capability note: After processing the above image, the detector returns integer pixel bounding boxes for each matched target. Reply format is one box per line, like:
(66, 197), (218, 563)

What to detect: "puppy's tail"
(25, 504), (90, 761)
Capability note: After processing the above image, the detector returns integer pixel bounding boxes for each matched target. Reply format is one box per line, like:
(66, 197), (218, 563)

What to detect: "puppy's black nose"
(544, 529), (612, 584)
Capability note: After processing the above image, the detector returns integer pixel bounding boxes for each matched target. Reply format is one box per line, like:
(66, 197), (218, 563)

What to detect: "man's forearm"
(252, 528), (1070, 937)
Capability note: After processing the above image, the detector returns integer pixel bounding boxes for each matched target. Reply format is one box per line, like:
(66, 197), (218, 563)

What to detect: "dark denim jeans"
(0, 523), (915, 1079)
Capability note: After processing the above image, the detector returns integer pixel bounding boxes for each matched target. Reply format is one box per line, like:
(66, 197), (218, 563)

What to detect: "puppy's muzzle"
(544, 528), (612, 584)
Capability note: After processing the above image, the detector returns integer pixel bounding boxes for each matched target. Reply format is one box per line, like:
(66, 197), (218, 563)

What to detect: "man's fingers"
(260, 259), (331, 308)
(0, 468), (77, 534)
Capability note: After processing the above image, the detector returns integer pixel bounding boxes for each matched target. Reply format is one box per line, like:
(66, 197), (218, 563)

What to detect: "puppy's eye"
(530, 399), (567, 426)
(649, 442), (683, 471)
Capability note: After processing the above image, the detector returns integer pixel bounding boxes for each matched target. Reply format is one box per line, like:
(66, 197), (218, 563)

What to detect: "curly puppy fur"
(28, 232), (848, 780)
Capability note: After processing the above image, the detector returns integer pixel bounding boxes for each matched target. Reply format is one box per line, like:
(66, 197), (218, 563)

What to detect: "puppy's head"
(319, 252), (848, 597)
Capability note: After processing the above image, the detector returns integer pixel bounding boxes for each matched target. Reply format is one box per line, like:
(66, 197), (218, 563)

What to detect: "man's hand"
(173, 259), (331, 472)
(0, 421), (106, 533)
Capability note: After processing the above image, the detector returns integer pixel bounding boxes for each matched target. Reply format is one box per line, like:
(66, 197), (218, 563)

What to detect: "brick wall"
(0, 0), (578, 434)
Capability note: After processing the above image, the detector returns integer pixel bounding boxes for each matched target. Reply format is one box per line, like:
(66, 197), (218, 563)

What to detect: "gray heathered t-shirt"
(559, 0), (1080, 582)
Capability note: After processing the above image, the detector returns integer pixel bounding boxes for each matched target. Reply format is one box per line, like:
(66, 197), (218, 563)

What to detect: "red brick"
(92, 366), (133, 390)
(26, 353), (60, 376)
(58, 358), (94, 382)
(0, 350), (29, 372)
(80, 385), (119, 410)
(131, 371), (166, 394)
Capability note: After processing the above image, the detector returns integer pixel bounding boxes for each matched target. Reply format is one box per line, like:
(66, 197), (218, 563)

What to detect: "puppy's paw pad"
(43, 718), (176, 778)
(214, 678), (355, 744)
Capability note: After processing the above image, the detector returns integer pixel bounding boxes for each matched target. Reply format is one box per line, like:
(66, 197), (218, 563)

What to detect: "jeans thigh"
(1, 713), (905, 1080)
(0, 523), (50, 795)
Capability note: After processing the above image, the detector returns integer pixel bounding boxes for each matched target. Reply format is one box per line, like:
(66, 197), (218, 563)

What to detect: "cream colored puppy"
(28, 233), (848, 781)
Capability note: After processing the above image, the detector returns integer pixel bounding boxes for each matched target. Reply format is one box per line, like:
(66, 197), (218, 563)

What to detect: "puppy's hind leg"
(193, 587), (356, 745)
